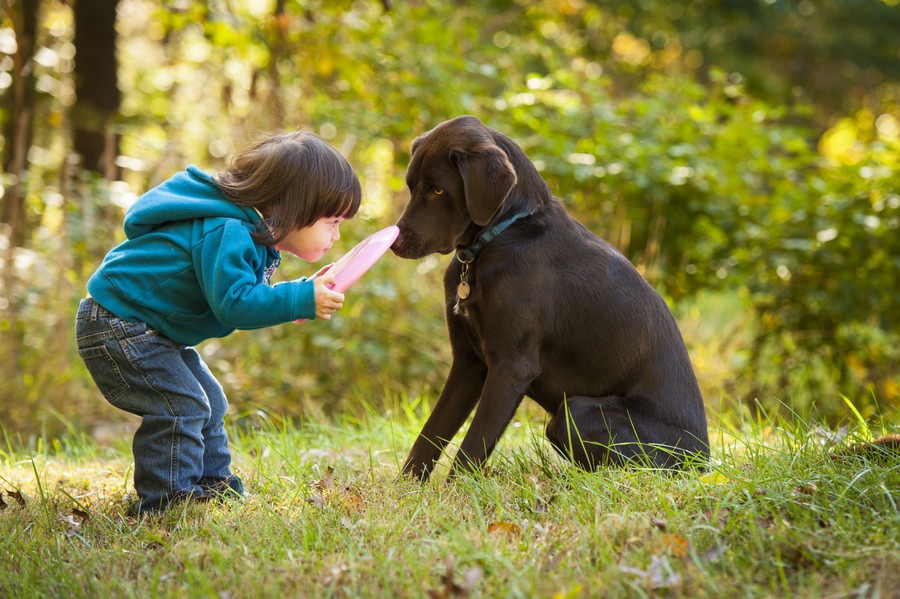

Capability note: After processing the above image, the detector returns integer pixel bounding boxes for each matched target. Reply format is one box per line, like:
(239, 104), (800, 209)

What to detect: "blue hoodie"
(87, 165), (317, 345)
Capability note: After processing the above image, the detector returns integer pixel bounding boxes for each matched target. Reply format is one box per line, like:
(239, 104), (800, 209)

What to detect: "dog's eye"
(432, 187), (444, 196)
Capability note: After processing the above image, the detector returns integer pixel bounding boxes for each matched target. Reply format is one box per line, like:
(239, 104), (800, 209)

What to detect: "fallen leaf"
(319, 562), (349, 587)
(699, 471), (730, 485)
(697, 541), (728, 562)
(457, 566), (483, 593)
(702, 508), (731, 531)
(58, 513), (85, 537)
(621, 555), (682, 591)
(305, 495), (325, 508)
(305, 481), (364, 513)
(306, 467), (338, 508)
(73, 507), (91, 522)
(427, 558), (482, 599)
(551, 584), (583, 599)
(341, 485), (364, 512)
(532, 497), (550, 514)
(7, 490), (25, 507)
(658, 533), (689, 558)
(59, 514), (81, 526)
(796, 482), (818, 495)
(314, 467), (335, 490)
(487, 521), (521, 538)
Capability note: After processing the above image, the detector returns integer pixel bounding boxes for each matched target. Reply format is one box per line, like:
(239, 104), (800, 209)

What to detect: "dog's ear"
(450, 144), (517, 225)
(411, 136), (424, 157)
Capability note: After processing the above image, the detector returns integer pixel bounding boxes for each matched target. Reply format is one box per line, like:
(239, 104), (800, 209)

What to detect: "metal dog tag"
(457, 259), (472, 301)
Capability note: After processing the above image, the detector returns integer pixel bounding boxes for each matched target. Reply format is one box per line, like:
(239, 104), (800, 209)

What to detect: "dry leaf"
(314, 467), (335, 490)
(702, 508), (731, 531)
(58, 512), (87, 537)
(73, 507), (91, 522)
(551, 585), (583, 599)
(699, 471), (730, 485)
(306, 467), (337, 508)
(457, 566), (483, 592)
(305, 494), (325, 508)
(487, 521), (521, 537)
(427, 558), (482, 599)
(620, 555), (682, 590)
(305, 480), (364, 513)
(796, 482), (818, 495)
(659, 533), (690, 558)
(341, 486), (364, 512)
(320, 562), (349, 587)
(532, 498), (550, 514)
(7, 490), (26, 507)
(698, 541), (728, 562)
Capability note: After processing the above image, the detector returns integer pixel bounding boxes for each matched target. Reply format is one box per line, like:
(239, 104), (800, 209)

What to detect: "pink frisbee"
(326, 225), (399, 293)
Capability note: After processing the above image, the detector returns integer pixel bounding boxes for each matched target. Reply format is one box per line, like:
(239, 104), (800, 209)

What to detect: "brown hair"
(213, 131), (361, 246)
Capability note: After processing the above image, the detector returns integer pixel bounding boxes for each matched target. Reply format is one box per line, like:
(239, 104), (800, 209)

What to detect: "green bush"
(2, 0), (897, 435)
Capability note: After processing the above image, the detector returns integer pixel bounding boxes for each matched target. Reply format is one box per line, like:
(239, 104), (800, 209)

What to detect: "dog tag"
(457, 281), (470, 300)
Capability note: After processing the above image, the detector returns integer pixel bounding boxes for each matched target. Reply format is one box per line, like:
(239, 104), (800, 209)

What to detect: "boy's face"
(276, 216), (344, 262)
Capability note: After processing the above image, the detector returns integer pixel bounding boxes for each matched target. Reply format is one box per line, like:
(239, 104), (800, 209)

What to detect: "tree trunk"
(72, 0), (120, 178)
(1, 0), (38, 249)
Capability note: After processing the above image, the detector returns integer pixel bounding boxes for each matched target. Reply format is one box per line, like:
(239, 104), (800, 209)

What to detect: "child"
(75, 131), (361, 514)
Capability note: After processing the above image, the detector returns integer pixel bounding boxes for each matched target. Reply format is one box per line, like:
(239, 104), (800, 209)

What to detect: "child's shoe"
(198, 475), (244, 499)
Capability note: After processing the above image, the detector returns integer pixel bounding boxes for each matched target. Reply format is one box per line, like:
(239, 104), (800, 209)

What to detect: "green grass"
(1, 400), (897, 599)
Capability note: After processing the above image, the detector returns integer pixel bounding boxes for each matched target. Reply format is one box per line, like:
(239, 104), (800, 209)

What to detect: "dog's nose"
(390, 230), (415, 258)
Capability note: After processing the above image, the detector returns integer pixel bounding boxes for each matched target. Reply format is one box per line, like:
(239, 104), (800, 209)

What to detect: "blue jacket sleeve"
(194, 220), (317, 328)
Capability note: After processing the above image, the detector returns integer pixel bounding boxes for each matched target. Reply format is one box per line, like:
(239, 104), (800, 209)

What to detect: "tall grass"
(1, 399), (897, 598)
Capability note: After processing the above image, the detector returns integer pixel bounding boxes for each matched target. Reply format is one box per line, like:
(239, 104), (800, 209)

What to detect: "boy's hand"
(312, 270), (344, 320)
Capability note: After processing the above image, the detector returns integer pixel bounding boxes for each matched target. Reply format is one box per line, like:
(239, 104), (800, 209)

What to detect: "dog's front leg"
(403, 358), (486, 481)
(450, 359), (536, 476)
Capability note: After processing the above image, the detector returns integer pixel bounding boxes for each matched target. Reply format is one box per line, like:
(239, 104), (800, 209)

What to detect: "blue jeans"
(75, 297), (242, 513)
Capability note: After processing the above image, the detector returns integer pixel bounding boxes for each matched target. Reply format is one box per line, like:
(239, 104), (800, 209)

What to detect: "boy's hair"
(213, 131), (362, 246)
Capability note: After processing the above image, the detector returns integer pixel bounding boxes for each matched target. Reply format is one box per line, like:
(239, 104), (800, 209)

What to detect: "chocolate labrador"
(392, 115), (709, 480)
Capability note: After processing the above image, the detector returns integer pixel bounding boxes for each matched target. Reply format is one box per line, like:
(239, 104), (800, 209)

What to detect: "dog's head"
(392, 115), (520, 259)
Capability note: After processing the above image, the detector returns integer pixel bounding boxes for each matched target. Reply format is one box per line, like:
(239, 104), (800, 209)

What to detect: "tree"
(1, 0), (38, 249)
(72, 0), (119, 177)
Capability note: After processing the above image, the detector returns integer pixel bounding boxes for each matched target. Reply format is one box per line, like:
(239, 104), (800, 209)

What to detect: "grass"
(0, 399), (897, 599)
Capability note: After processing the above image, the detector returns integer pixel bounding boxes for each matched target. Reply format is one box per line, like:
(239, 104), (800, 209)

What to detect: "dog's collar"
(456, 210), (532, 264)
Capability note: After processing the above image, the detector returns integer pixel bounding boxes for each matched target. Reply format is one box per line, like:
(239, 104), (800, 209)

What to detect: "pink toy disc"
(327, 225), (399, 293)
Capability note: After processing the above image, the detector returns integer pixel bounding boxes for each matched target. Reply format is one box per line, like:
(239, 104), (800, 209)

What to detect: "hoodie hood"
(124, 165), (262, 239)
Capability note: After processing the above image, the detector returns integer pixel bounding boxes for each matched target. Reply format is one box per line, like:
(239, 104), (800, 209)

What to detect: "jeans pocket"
(78, 344), (131, 405)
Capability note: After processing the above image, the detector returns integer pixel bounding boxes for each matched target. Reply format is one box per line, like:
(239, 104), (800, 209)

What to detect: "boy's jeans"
(75, 297), (240, 512)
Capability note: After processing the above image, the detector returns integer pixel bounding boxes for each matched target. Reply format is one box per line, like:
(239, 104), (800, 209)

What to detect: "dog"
(392, 115), (709, 481)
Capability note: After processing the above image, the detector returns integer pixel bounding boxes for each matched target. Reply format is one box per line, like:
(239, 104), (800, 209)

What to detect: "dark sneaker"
(127, 485), (218, 516)
(198, 475), (244, 499)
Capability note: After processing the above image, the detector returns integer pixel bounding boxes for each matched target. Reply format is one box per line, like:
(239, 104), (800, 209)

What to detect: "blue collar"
(456, 210), (532, 263)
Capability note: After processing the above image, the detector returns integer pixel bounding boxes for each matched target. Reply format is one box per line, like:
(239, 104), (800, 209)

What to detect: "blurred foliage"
(0, 0), (897, 436)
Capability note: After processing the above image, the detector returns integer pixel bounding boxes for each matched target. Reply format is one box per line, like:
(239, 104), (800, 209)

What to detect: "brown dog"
(392, 115), (709, 480)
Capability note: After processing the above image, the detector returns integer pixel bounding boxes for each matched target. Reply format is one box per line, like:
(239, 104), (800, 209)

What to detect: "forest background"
(0, 0), (897, 439)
